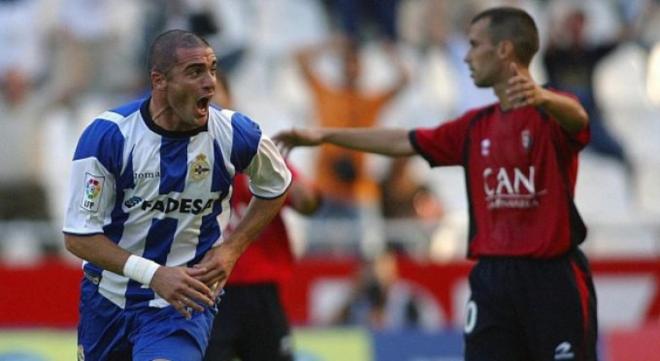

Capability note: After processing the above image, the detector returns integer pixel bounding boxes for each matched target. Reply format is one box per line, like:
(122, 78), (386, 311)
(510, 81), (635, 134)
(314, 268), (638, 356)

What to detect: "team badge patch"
(480, 138), (491, 156)
(81, 173), (104, 212)
(521, 129), (532, 150)
(189, 154), (211, 181)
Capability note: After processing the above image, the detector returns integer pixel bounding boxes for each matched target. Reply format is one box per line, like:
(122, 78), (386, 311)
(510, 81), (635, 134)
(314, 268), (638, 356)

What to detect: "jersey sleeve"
(63, 119), (124, 235)
(229, 112), (262, 172)
(409, 115), (471, 167)
(546, 89), (591, 152)
(553, 122), (590, 153)
(229, 111), (292, 198)
(244, 136), (292, 199)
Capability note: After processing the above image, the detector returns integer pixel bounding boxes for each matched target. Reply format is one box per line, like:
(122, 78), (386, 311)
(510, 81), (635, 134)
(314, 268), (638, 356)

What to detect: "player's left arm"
(537, 90), (588, 134)
(195, 136), (291, 291)
(197, 195), (287, 293)
(507, 63), (588, 134)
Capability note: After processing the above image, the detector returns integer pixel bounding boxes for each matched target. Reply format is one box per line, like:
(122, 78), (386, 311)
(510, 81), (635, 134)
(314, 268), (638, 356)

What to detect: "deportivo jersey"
(63, 97), (291, 309)
(224, 167), (300, 285)
(410, 98), (589, 259)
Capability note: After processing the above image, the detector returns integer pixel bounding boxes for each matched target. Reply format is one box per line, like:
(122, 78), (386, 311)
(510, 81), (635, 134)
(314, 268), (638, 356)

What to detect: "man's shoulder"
(457, 102), (498, 124)
(209, 107), (260, 130)
(107, 98), (147, 118)
(209, 105), (234, 121)
(87, 97), (147, 127)
(77, 98), (148, 144)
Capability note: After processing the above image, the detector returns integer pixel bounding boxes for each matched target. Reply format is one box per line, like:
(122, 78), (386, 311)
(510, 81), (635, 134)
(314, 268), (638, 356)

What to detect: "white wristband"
(123, 255), (160, 286)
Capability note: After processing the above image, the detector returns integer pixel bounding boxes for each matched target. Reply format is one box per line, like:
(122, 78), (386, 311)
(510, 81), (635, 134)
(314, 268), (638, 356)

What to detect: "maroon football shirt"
(411, 98), (590, 259)
(224, 169), (298, 285)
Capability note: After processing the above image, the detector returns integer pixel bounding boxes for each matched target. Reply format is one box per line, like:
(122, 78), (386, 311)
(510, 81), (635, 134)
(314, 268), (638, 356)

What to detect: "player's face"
(165, 46), (217, 129)
(464, 18), (503, 88)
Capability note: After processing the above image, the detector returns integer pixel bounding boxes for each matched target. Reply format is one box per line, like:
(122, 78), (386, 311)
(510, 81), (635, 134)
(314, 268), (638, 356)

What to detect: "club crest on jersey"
(189, 154), (210, 181)
(81, 173), (104, 212)
(521, 129), (532, 150)
(481, 138), (491, 156)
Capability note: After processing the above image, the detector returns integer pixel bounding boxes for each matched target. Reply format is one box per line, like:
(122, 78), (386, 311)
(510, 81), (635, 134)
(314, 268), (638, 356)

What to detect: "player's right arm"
(273, 127), (415, 158)
(64, 233), (214, 318)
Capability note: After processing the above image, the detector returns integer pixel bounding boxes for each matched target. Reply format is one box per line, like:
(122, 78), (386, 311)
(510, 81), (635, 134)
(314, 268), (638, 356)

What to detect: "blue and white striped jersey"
(63, 98), (291, 309)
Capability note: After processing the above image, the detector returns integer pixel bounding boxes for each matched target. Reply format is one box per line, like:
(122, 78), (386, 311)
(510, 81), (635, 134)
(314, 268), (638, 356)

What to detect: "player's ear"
(497, 40), (515, 60)
(151, 70), (167, 91)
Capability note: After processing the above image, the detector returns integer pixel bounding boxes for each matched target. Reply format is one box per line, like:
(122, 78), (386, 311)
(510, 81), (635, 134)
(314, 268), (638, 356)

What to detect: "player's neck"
(148, 96), (197, 132)
(149, 99), (175, 130)
(493, 67), (532, 112)
(493, 82), (513, 111)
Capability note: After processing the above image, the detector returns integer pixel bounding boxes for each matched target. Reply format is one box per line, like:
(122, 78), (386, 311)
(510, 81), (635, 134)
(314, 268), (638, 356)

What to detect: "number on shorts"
(464, 300), (477, 334)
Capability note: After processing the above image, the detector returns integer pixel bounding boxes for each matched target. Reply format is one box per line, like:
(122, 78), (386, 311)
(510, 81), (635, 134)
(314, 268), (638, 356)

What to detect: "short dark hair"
(471, 7), (539, 65)
(147, 29), (211, 73)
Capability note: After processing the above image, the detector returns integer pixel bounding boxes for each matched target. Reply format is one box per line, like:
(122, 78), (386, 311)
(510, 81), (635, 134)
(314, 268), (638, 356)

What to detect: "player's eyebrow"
(181, 58), (217, 71)
(183, 62), (205, 71)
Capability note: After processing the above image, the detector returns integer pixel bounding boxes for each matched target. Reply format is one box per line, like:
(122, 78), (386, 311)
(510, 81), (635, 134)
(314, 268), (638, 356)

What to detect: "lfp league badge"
(81, 173), (104, 212)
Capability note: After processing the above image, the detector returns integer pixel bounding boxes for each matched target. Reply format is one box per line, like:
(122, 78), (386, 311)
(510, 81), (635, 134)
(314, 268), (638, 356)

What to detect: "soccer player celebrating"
(63, 30), (291, 361)
(275, 7), (597, 361)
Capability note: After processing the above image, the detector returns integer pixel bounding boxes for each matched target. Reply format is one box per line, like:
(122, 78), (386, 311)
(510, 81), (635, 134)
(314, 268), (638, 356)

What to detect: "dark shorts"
(204, 283), (293, 361)
(78, 276), (216, 361)
(464, 249), (598, 361)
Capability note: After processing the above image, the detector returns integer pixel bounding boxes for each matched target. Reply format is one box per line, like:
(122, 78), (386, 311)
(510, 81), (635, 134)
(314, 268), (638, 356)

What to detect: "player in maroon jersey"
(274, 6), (597, 361)
(204, 73), (322, 361)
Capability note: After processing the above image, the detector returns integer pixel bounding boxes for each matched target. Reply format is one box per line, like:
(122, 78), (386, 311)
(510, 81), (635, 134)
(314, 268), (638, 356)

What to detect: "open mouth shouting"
(195, 95), (212, 117)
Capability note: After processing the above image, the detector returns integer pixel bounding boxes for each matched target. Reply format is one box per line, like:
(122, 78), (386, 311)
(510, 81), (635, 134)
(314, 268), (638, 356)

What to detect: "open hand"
(272, 128), (324, 158)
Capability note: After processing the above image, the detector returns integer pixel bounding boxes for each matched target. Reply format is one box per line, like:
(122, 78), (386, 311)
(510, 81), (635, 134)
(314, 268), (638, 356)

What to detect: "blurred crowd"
(1, 0), (659, 277)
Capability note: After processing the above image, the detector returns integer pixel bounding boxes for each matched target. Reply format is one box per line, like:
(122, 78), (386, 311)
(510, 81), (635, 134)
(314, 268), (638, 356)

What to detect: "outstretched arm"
(273, 127), (416, 158)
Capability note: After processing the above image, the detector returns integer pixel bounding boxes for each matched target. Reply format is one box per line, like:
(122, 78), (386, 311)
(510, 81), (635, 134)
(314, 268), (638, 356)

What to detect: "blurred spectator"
(543, 6), (635, 184)
(332, 247), (441, 330)
(0, 69), (50, 222)
(379, 157), (444, 253)
(0, 0), (57, 259)
(295, 37), (409, 252)
(51, 0), (118, 101)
